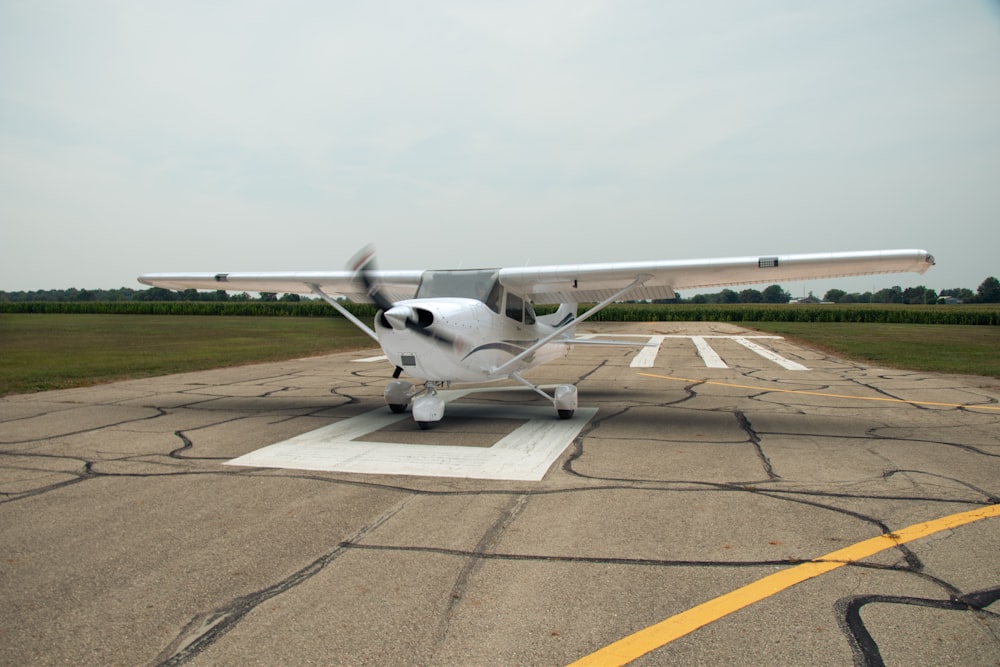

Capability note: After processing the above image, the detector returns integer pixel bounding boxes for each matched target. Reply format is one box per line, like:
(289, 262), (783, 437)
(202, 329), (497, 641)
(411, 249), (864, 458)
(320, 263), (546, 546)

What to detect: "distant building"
(790, 294), (822, 304)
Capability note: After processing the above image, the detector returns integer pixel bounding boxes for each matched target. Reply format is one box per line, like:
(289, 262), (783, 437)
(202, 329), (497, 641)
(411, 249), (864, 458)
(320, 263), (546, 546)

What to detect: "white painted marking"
(733, 337), (809, 371)
(354, 355), (389, 363)
(629, 336), (666, 368)
(690, 336), (728, 368)
(226, 388), (597, 481)
(584, 334), (807, 370)
(671, 335), (783, 339)
(583, 334), (784, 339)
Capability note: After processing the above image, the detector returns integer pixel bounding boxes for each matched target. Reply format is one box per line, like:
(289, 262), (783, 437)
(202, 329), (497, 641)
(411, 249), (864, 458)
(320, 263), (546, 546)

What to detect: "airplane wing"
(497, 249), (935, 304)
(140, 249), (934, 305)
(138, 270), (424, 303)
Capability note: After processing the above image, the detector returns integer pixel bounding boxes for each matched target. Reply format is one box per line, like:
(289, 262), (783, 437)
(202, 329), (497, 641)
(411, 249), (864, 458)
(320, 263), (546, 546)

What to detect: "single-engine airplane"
(140, 247), (934, 428)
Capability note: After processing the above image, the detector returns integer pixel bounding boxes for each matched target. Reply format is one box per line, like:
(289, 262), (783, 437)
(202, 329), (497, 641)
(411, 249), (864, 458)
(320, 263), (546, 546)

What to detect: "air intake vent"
(758, 257), (779, 268)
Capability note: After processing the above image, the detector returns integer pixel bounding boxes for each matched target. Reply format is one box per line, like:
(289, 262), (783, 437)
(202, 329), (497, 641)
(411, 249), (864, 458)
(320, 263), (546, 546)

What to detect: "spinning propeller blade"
(349, 244), (394, 312)
(349, 245), (461, 350)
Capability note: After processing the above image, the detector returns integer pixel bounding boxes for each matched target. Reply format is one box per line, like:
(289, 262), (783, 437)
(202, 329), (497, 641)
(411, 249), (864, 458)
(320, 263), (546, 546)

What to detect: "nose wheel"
(411, 387), (445, 429)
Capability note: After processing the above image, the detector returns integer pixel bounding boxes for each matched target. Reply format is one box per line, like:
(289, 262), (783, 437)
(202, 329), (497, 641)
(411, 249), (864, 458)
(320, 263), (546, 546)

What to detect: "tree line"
(684, 277), (998, 305)
(0, 287), (304, 303)
(2, 276), (998, 305)
(818, 276), (1000, 305)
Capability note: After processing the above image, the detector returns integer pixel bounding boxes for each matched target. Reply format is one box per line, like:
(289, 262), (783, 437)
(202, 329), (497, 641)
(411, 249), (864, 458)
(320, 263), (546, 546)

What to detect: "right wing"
(498, 249), (935, 304)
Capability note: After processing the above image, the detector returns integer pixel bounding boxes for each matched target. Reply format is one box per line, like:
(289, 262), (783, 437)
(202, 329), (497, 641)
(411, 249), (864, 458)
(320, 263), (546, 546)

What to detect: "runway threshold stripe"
(628, 336), (665, 368)
(690, 336), (728, 369)
(567, 504), (1000, 667)
(733, 336), (809, 371)
(638, 373), (1000, 411)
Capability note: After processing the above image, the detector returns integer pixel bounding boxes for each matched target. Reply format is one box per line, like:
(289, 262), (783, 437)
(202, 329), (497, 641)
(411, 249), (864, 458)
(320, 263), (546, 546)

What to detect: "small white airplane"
(140, 247), (934, 428)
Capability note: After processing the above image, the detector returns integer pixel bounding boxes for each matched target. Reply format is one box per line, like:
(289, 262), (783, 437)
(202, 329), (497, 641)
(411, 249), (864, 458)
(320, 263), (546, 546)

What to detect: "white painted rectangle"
(226, 389), (596, 481)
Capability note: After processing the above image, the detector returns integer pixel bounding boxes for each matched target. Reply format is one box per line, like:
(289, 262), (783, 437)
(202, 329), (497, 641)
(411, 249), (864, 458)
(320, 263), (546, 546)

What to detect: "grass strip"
(745, 322), (1000, 378)
(3, 315), (999, 396)
(0, 314), (376, 395)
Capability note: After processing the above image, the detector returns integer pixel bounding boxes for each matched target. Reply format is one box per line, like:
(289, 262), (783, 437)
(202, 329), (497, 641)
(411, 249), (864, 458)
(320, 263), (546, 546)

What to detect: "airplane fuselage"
(374, 297), (572, 383)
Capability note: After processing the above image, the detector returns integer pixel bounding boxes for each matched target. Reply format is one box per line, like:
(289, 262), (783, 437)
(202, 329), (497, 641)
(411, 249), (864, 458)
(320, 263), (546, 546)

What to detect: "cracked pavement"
(2, 322), (999, 666)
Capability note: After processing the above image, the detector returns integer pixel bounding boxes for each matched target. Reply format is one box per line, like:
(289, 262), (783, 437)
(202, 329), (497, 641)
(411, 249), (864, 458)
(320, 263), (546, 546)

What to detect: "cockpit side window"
(504, 292), (536, 324)
(505, 292), (524, 321)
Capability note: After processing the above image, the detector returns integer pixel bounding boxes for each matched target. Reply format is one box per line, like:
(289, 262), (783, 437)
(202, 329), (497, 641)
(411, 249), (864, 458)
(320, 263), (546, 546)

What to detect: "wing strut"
(492, 275), (652, 376)
(308, 283), (380, 343)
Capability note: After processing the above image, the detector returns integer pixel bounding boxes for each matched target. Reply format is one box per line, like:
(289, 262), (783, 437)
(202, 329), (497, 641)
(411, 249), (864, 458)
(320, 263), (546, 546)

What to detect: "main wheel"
(384, 380), (414, 414)
(554, 385), (577, 420)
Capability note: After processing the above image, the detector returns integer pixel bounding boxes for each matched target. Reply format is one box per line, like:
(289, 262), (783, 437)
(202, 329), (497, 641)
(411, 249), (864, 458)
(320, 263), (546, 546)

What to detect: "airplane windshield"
(416, 269), (501, 311)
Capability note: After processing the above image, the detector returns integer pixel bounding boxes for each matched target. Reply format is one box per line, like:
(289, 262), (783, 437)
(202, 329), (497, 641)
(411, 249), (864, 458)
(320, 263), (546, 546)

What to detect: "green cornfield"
(588, 303), (999, 325)
(0, 301), (377, 318)
(2, 301), (997, 325)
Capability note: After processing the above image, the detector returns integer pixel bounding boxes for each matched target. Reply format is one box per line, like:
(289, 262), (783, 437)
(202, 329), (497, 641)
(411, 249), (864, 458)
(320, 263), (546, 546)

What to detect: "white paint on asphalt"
(585, 334), (810, 371)
(733, 337), (809, 371)
(690, 336), (729, 368)
(353, 355), (389, 363)
(629, 335), (666, 368)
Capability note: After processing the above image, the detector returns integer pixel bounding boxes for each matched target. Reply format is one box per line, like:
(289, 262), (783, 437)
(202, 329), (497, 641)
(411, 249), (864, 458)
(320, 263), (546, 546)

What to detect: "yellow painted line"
(567, 503), (1000, 666)
(638, 373), (1000, 411)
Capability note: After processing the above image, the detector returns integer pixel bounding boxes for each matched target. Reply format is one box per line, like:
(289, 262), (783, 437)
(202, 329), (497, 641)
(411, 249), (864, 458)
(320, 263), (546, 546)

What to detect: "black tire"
(557, 409), (574, 420)
(417, 421), (432, 430)
(388, 403), (406, 414)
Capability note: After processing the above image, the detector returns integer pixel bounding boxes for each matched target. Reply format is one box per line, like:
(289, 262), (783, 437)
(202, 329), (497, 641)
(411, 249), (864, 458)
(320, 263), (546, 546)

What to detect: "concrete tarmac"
(2, 322), (999, 666)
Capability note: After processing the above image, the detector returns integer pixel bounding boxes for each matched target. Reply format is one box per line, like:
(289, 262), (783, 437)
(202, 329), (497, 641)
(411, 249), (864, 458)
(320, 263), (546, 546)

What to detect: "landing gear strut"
(383, 377), (578, 427)
(512, 373), (577, 419)
(383, 380), (446, 429)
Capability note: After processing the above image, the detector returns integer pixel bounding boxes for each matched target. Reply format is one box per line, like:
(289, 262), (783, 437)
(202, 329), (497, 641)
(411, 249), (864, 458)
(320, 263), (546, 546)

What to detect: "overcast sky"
(2, 1), (999, 297)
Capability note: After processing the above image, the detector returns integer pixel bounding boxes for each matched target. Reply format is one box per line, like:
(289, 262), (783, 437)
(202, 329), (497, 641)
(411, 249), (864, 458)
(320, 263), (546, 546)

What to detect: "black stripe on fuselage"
(462, 340), (538, 361)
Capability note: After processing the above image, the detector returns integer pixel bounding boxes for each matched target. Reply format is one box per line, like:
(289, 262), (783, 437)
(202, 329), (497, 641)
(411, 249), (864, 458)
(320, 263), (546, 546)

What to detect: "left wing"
(138, 270), (424, 303)
(498, 249), (935, 304)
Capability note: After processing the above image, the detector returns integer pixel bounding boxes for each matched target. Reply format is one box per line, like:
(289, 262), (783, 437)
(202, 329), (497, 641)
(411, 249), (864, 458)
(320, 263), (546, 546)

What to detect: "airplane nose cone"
(384, 305), (414, 331)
